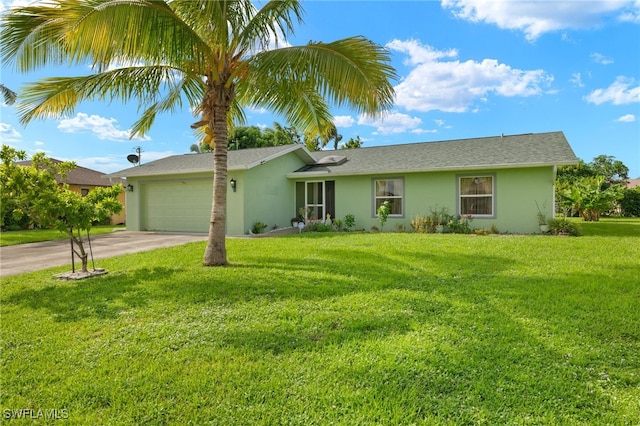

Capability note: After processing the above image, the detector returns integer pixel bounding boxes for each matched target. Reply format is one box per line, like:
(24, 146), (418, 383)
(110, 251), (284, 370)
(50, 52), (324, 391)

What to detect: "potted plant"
(536, 201), (549, 232)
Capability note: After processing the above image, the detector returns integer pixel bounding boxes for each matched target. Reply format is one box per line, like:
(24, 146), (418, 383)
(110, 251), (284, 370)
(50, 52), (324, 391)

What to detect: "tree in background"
(1, 146), (122, 272)
(619, 187), (640, 217)
(557, 175), (623, 221)
(2, 1), (395, 266)
(558, 155), (629, 187)
(265, 122), (302, 146)
(556, 155), (630, 220)
(340, 136), (364, 149)
(304, 132), (322, 151)
(590, 155), (629, 187)
(325, 124), (343, 150)
(189, 143), (212, 153)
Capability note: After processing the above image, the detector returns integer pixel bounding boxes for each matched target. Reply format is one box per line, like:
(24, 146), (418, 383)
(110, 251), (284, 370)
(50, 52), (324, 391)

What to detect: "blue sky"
(1, 0), (639, 177)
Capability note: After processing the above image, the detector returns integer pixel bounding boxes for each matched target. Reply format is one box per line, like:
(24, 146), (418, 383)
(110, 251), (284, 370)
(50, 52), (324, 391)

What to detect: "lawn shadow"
(175, 241), (518, 355)
(1, 233), (533, 358)
(4, 267), (181, 322)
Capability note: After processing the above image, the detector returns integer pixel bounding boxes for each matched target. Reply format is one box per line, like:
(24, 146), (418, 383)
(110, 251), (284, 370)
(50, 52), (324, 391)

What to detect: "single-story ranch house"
(106, 131), (578, 235)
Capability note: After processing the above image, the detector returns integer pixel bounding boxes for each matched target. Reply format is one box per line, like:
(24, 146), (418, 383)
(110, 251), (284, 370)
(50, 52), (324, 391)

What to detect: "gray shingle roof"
(105, 144), (313, 178)
(17, 159), (123, 186)
(105, 131), (577, 179)
(294, 131), (577, 177)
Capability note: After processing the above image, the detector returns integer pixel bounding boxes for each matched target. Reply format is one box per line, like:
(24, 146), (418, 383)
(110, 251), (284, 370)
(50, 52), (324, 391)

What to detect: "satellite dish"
(127, 154), (139, 165)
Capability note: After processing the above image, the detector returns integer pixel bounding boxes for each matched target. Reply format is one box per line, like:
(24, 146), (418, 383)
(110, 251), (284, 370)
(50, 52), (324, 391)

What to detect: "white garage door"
(141, 179), (213, 232)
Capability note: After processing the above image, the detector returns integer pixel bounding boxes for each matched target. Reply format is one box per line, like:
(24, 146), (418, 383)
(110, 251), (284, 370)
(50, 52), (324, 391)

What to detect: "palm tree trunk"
(203, 104), (229, 266)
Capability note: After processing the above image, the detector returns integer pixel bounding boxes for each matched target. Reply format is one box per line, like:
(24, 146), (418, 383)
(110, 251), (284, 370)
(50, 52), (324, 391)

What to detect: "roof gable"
(106, 144), (314, 178)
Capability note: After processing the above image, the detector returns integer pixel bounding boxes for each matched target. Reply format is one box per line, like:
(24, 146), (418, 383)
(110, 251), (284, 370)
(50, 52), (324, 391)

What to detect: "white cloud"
(333, 115), (355, 128)
(64, 150), (175, 174)
(590, 52), (614, 65)
(411, 128), (438, 135)
(0, 0), (32, 13)
(441, 0), (636, 41)
(57, 113), (151, 141)
(247, 106), (268, 115)
(585, 76), (640, 105)
(619, 0), (640, 23)
(434, 119), (452, 129)
(616, 114), (637, 123)
(358, 111), (423, 135)
(0, 123), (22, 143)
(570, 73), (584, 88)
(388, 39), (552, 113)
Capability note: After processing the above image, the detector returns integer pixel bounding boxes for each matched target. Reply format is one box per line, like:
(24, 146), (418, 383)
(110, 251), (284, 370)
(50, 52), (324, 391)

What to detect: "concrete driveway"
(0, 231), (208, 277)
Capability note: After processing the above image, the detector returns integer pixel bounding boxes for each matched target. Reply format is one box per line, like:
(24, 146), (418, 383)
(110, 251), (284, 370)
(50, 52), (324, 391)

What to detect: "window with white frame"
(458, 175), (494, 217)
(373, 178), (403, 216)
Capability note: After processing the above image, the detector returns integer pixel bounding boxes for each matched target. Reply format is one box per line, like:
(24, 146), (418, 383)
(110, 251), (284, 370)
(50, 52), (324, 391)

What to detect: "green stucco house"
(107, 131), (578, 235)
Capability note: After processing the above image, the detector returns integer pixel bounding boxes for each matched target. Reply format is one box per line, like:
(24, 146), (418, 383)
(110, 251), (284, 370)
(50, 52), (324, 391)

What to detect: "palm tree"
(1, 0), (396, 266)
(0, 83), (16, 105)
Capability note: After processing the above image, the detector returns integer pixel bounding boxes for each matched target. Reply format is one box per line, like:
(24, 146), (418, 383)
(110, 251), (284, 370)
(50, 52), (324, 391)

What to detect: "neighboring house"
(106, 131), (578, 235)
(627, 178), (640, 189)
(17, 159), (126, 225)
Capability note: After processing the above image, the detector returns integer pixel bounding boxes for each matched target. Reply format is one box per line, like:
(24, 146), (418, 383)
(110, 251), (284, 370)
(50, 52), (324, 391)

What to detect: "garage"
(140, 179), (213, 232)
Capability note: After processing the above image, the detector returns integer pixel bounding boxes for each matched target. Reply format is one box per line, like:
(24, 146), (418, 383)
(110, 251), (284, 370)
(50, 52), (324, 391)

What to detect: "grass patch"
(0, 225), (125, 246)
(1, 221), (639, 424)
(572, 216), (640, 237)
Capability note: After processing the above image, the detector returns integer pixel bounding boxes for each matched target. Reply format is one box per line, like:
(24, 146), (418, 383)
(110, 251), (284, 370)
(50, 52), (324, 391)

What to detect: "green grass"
(0, 225), (125, 246)
(1, 221), (639, 424)
(572, 216), (640, 237)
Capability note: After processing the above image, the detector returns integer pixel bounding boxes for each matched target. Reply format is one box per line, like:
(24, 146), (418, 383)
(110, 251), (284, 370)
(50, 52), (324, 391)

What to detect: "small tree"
(377, 200), (391, 231)
(1, 146), (123, 272)
(558, 175), (623, 221)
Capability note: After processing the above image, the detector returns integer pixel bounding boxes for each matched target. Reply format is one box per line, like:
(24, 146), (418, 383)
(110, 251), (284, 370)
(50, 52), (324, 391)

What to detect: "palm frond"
(239, 75), (332, 137)
(1, 2), (72, 72)
(15, 66), (202, 126)
(131, 72), (205, 136)
(1, 0), (212, 73)
(235, 0), (303, 55)
(237, 36), (396, 134)
(1, 84), (17, 105)
(172, 1), (253, 51)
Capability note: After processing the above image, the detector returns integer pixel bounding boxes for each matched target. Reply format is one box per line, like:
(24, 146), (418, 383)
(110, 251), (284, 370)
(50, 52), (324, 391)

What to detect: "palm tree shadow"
(4, 267), (180, 322)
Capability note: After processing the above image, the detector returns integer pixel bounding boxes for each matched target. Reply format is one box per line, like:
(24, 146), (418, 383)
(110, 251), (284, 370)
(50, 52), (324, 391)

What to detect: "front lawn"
(1, 224), (639, 424)
(572, 216), (640, 237)
(0, 225), (125, 246)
